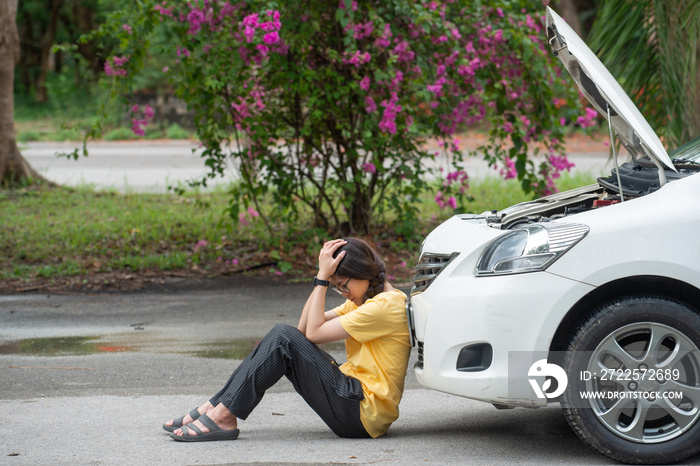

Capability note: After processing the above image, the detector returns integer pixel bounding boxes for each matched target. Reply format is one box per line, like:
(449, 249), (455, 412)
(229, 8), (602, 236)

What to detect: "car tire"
(560, 296), (700, 464)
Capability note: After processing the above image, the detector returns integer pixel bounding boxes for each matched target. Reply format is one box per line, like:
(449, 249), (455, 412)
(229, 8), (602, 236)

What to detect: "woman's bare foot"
(171, 403), (238, 437)
(163, 401), (214, 429)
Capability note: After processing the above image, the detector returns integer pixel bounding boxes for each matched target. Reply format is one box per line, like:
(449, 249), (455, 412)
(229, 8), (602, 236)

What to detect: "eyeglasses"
(332, 277), (351, 295)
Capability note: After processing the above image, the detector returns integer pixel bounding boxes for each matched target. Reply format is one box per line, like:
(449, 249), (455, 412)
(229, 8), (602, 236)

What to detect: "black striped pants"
(209, 324), (370, 438)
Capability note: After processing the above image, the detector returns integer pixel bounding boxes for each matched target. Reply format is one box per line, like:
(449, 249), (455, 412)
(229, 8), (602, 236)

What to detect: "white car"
(407, 7), (700, 464)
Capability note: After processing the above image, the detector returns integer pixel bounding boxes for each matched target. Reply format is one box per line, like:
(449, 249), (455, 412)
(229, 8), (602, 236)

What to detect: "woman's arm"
(297, 293), (340, 333)
(303, 285), (350, 343)
(303, 240), (351, 343)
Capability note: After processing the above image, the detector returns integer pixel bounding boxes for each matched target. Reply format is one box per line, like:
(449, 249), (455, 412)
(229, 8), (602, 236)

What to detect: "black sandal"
(162, 408), (201, 432)
(168, 414), (240, 442)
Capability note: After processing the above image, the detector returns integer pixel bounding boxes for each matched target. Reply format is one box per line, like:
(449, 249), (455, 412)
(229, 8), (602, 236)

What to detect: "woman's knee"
(268, 324), (305, 342)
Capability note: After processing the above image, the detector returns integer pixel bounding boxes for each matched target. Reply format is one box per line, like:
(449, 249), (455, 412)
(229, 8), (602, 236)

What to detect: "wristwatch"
(313, 277), (330, 287)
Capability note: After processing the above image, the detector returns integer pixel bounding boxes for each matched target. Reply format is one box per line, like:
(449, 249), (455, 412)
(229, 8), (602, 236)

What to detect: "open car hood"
(545, 6), (676, 172)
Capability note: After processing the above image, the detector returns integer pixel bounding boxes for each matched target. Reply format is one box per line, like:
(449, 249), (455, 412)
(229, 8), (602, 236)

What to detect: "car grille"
(411, 252), (458, 293)
(416, 341), (424, 368)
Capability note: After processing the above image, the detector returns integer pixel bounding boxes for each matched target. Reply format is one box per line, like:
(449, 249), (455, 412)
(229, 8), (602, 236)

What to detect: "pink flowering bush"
(89, 0), (582, 236)
(129, 104), (154, 137)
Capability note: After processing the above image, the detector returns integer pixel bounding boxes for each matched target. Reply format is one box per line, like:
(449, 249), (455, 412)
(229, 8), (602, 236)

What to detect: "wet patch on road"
(0, 334), (345, 359)
(0, 336), (132, 356)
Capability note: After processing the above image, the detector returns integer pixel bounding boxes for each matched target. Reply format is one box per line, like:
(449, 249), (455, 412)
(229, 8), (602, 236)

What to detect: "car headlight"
(475, 223), (589, 276)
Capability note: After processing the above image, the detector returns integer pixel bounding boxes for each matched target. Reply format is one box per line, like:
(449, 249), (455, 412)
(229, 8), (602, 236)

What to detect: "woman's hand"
(317, 239), (347, 280)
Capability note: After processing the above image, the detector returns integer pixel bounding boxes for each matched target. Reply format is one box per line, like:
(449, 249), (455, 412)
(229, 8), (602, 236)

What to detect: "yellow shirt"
(334, 289), (410, 438)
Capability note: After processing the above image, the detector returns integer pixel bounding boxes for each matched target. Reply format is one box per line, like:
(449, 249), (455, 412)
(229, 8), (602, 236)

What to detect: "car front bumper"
(409, 264), (595, 407)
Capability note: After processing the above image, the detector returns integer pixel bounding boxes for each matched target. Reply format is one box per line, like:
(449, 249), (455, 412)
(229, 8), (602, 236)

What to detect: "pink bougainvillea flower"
(256, 44), (270, 56)
(499, 157), (517, 180)
(242, 13), (259, 27)
(263, 31), (279, 45)
(353, 21), (374, 40)
(186, 8), (206, 35)
(244, 25), (256, 42)
(378, 92), (401, 134)
(375, 24), (392, 48)
(143, 105), (154, 119)
(392, 41), (415, 62)
(548, 154), (575, 172)
(434, 191), (445, 209)
(154, 2), (172, 17)
(359, 76), (370, 91)
(576, 107), (598, 128)
(131, 118), (146, 137)
(364, 96), (377, 113)
(342, 50), (371, 67)
(362, 162), (377, 174)
(104, 55), (129, 77)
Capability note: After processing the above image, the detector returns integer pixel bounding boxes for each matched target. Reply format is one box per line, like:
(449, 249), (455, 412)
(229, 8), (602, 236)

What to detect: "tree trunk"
(555, 0), (582, 36)
(71, 1), (103, 75)
(349, 190), (371, 235)
(0, 0), (44, 185)
(34, 0), (65, 102)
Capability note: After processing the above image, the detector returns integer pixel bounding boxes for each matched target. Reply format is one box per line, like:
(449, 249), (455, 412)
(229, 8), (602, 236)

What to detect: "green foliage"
(103, 127), (137, 140)
(588, 0), (700, 147)
(48, 127), (82, 142)
(165, 123), (191, 139)
(17, 130), (41, 142)
(86, 0), (584, 238)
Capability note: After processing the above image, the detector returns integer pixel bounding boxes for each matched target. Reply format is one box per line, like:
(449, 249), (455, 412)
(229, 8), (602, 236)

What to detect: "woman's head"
(332, 237), (387, 300)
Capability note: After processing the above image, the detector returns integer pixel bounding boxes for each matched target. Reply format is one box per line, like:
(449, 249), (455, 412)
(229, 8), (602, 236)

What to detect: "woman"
(164, 237), (411, 441)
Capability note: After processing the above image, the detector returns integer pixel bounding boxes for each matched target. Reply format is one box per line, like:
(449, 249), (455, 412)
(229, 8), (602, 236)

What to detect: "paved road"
(0, 277), (628, 465)
(20, 140), (616, 193)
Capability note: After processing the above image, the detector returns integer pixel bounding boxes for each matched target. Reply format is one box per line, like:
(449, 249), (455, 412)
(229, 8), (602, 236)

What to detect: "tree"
(588, 0), (700, 148)
(16, 0), (64, 102)
(87, 0), (587, 236)
(552, 0), (600, 38)
(0, 0), (43, 185)
(15, 0), (122, 102)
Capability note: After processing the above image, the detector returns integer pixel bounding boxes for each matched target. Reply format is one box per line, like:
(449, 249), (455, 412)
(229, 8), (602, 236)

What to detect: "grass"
(0, 187), (236, 280)
(0, 173), (596, 284)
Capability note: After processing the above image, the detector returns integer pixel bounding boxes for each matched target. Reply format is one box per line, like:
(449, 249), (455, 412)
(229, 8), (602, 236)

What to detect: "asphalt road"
(20, 140), (616, 193)
(0, 276), (629, 465)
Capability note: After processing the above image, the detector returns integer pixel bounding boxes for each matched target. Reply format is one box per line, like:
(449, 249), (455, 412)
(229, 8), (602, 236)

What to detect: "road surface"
(20, 139), (615, 193)
(0, 276), (631, 465)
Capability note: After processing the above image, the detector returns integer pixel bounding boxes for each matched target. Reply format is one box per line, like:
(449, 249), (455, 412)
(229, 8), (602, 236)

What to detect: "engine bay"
(483, 154), (700, 230)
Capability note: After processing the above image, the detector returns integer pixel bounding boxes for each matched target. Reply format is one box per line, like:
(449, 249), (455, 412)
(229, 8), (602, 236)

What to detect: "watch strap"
(313, 277), (330, 287)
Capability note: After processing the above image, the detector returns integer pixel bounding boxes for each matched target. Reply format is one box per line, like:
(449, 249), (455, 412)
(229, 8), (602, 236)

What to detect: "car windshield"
(669, 135), (700, 162)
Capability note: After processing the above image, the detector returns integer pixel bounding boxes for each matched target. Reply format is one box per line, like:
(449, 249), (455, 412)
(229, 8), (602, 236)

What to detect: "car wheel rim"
(584, 322), (700, 444)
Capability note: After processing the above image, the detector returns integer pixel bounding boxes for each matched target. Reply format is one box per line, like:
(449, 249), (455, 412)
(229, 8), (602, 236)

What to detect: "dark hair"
(333, 237), (387, 300)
